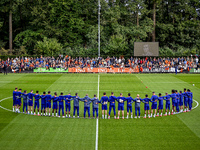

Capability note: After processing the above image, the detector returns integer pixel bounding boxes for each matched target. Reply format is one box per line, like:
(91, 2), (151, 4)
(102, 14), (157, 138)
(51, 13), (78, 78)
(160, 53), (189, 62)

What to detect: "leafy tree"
(34, 37), (63, 56)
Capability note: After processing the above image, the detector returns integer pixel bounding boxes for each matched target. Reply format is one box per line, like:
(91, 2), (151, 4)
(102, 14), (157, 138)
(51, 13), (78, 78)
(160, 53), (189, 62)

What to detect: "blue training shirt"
(116, 96), (126, 106)
(182, 92), (188, 101)
(187, 92), (193, 103)
(46, 94), (52, 103)
(142, 98), (151, 107)
(59, 95), (65, 106)
(28, 92), (34, 100)
(151, 95), (158, 105)
(158, 96), (164, 106)
(16, 91), (22, 100)
(175, 93), (180, 103)
(163, 94), (171, 105)
(133, 97), (143, 108)
(52, 96), (59, 104)
(41, 95), (46, 105)
(126, 96), (134, 107)
(13, 90), (17, 100)
(109, 96), (117, 106)
(101, 96), (109, 105)
(65, 95), (75, 105)
(179, 93), (183, 103)
(170, 93), (176, 103)
(34, 94), (40, 102)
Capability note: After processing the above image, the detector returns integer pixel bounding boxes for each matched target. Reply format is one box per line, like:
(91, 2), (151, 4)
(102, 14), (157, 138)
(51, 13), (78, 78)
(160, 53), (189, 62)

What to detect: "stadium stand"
(0, 55), (199, 73)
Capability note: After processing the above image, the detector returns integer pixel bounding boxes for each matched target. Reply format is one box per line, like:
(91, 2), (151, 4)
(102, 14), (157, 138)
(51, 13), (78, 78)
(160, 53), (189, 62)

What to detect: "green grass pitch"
(0, 73), (200, 150)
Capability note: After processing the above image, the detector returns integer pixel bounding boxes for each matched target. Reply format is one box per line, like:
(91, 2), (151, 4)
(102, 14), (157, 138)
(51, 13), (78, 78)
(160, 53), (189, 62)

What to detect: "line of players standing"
(12, 88), (193, 119)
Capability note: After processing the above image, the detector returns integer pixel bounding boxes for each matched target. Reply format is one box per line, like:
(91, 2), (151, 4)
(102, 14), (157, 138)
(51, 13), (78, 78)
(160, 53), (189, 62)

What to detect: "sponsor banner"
(143, 67), (181, 73)
(68, 67), (139, 73)
(190, 68), (200, 73)
(33, 67), (190, 73)
(34, 68), (68, 72)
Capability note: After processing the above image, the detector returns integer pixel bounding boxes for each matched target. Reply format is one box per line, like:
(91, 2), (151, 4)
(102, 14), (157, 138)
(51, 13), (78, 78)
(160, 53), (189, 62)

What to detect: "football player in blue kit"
(34, 91), (40, 116)
(12, 87), (18, 112)
(40, 92), (47, 116)
(157, 93), (164, 116)
(150, 92), (158, 118)
(100, 92), (109, 119)
(163, 92), (171, 116)
(108, 92), (117, 119)
(179, 91), (184, 112)
(133, 94), (144, 118)
(64, 93), (76, 118)
(28, 90), (34, 115)
(142, 94), (151, 118)
(115, 93), (126, 119)
(52, 92), (59, 117)
(183, 88), (189, 112)
(125, 93), (134, 119)
(16, 89), (22, 113)
(58, 92), (65, 118)
(46, 91), (52, 116)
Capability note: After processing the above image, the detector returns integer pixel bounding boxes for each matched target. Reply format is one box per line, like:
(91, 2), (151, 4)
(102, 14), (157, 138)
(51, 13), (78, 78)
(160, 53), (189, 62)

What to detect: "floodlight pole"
(98, 0), (101, 57)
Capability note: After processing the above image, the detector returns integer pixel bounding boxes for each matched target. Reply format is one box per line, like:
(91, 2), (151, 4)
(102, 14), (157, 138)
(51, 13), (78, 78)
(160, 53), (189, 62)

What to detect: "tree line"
(0, 0), (200, 57)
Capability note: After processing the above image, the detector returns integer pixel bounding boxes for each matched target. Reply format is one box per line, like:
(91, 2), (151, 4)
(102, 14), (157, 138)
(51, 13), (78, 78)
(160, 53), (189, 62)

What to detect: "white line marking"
(0, 97), (13, 112)
(95, 75), (100, 150)
(97, 75), (100, 99)
(193, 100), (199, 109)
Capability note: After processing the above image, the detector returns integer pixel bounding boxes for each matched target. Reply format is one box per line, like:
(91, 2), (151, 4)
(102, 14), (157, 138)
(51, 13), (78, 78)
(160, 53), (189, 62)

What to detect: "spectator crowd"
(0, 55), (199, 73)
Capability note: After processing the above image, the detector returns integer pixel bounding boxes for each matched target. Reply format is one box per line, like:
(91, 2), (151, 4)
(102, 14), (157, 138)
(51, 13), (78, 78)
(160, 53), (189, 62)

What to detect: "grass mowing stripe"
(0, 74), (29, 131)
(0, 74), (98, 150)
(137, 74), (200, 138)
(172, 75), (200, 138)
(99, 74), (200, 150)
(1, 74), (200, 150)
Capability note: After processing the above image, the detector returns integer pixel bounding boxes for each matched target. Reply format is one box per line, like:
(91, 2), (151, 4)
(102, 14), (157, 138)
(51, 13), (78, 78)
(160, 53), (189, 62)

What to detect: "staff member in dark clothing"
(3, 63), (7, 75)
(0, 62), (2, 73)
